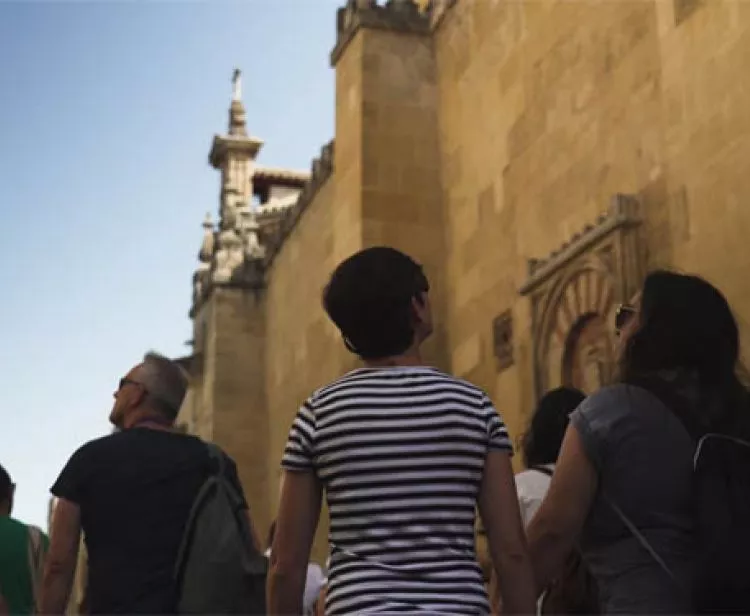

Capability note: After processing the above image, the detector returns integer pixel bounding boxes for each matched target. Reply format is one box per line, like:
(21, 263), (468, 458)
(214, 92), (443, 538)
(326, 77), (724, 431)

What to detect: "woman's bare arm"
(525, 425), (598, 593)
(478, 451), (536, 615)
(267, 470), (322, 615)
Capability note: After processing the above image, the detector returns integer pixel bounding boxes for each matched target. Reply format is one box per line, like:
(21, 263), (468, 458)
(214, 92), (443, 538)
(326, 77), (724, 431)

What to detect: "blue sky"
(0, 0), (337, 530)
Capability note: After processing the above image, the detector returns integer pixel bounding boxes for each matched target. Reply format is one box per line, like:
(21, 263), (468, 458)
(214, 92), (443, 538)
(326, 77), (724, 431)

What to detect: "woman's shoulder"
(574, 383), (665, 422)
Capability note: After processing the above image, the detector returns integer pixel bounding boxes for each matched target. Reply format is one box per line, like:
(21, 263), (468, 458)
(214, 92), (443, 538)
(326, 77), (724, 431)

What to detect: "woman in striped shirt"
(267, 247), (536, 615)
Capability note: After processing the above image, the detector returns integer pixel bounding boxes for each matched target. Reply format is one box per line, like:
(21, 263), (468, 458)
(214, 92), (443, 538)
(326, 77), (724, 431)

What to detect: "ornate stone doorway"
(521, 195), (644, 400)
(564, 313), (614, 394)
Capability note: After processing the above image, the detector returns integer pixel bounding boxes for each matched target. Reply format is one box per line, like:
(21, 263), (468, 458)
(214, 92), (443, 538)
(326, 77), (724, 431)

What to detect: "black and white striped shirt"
(282, 366), (512, 615)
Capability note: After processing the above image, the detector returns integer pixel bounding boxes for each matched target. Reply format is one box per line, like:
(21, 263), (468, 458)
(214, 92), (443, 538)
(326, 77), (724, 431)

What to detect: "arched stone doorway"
(521, 195), (644, 401)
(563, 313), (615, 394)
(535, 267), (617, 396)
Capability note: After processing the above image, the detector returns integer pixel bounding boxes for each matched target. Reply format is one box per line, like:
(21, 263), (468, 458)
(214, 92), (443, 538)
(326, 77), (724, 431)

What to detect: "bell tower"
(181, 69), (271, 536)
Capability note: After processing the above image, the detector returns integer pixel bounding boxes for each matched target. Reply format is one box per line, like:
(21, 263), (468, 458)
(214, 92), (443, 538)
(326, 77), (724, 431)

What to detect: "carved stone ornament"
(212, 228), (244, 284)
(520, 195), (644, 399)
(492, 311), (514, 372)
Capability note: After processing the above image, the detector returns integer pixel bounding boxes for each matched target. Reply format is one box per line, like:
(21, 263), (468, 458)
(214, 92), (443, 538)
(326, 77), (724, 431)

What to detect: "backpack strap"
(206, 442), (226, 476)
(605, 496), (684, 590)
(694, 432), (750, 469)
(173, 443), (226, 582)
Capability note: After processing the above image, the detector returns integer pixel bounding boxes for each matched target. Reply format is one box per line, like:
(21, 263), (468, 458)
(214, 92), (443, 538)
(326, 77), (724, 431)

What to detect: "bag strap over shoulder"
(605, 496), (684, 592)
(173, 442), (226, 581)
(206, 442), (226, 476)
(694, 432), (750, 469)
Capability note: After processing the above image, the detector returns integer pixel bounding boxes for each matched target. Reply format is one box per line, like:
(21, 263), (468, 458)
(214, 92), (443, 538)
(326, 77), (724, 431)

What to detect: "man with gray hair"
(41, 352), (259, 614)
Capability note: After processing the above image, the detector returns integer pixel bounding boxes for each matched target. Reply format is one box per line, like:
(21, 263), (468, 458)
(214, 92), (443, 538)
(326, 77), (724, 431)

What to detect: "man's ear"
(134, 384), (148, 408)
(410, 294), (427, 326)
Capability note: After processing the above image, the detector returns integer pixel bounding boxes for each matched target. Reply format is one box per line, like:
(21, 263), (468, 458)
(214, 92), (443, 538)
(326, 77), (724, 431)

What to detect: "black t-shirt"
(51, 428), (248, 614)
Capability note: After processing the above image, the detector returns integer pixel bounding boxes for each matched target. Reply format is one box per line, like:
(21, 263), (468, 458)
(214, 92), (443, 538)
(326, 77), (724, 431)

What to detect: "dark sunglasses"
(118, 377), (143, 391)
(614, 304), (637, 335)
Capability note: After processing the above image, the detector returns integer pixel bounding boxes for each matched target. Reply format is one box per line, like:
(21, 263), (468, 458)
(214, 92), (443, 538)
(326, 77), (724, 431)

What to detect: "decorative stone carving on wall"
(520, 195), (644, 399)
(492, 311), (514, 372)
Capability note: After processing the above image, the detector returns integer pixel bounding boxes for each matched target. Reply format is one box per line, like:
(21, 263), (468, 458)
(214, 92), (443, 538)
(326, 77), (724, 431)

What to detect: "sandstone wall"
(209, 287), (269, 535)
(264, 174), (358, 562)
(434, 0), (750, 450)
(654, 0), (750, 341)
(359, 27), (449, 370)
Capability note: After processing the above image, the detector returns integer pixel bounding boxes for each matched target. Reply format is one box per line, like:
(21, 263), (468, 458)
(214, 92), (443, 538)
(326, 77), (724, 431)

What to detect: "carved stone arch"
(535, 259), (612, 359)
(521, 195), (644, 399)
(536, 264), (617, 394)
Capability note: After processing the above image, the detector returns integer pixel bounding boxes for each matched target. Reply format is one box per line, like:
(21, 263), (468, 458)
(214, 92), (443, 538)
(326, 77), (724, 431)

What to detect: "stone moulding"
(263, 140), (336, 270)
(330, 0), (432, 66)
(520, 194), (641, 296)
(208, 134), (264, 169)
(189, 272), (265, 319)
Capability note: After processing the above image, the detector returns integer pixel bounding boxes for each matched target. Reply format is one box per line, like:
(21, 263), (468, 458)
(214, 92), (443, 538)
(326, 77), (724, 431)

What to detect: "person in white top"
(515, 387), (586, 526)
(489, 386), (585, 613)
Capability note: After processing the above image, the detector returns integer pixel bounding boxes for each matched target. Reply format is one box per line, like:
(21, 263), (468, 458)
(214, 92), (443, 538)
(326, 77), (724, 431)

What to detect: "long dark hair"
(619, 270), (749, 436)
(522, 387), (586, 467)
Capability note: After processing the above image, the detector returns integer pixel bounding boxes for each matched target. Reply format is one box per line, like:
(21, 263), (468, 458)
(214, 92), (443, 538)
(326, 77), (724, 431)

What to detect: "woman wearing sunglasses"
(525, 270), (750, 614)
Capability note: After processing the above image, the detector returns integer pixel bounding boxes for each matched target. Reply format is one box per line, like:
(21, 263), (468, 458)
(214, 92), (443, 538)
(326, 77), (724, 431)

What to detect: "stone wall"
(433, 0), (750, 449)
(209, 287), (269, 534)
(358, 25), (449, 370)
(264, 165), (356, 562)
(653, 0), (750, 337)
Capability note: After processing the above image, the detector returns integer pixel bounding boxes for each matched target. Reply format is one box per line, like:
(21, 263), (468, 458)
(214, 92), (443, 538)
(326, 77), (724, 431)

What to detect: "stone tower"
(330, 0), (449, 369)
(181, 70), (272, 536)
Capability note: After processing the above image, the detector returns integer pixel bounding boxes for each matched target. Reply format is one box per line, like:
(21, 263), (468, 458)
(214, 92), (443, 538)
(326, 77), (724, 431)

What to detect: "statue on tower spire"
(228, 67), (247, 137)
(232, 68), (242, 102)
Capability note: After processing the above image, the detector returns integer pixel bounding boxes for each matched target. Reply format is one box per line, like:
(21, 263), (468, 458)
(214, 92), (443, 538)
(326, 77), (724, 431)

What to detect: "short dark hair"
(522, 387), (586, 467)
(322, 247), (429, 360)
(0, 464), (12, 504)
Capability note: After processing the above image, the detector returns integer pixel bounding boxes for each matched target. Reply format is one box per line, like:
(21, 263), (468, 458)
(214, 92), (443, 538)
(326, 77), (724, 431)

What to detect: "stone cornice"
(208, 134), (264, 169)
(330, 1), (431, 67)
(264, 140), (335, 269)
(189, 277), (265, 319)
(520, 194), (640, 296)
